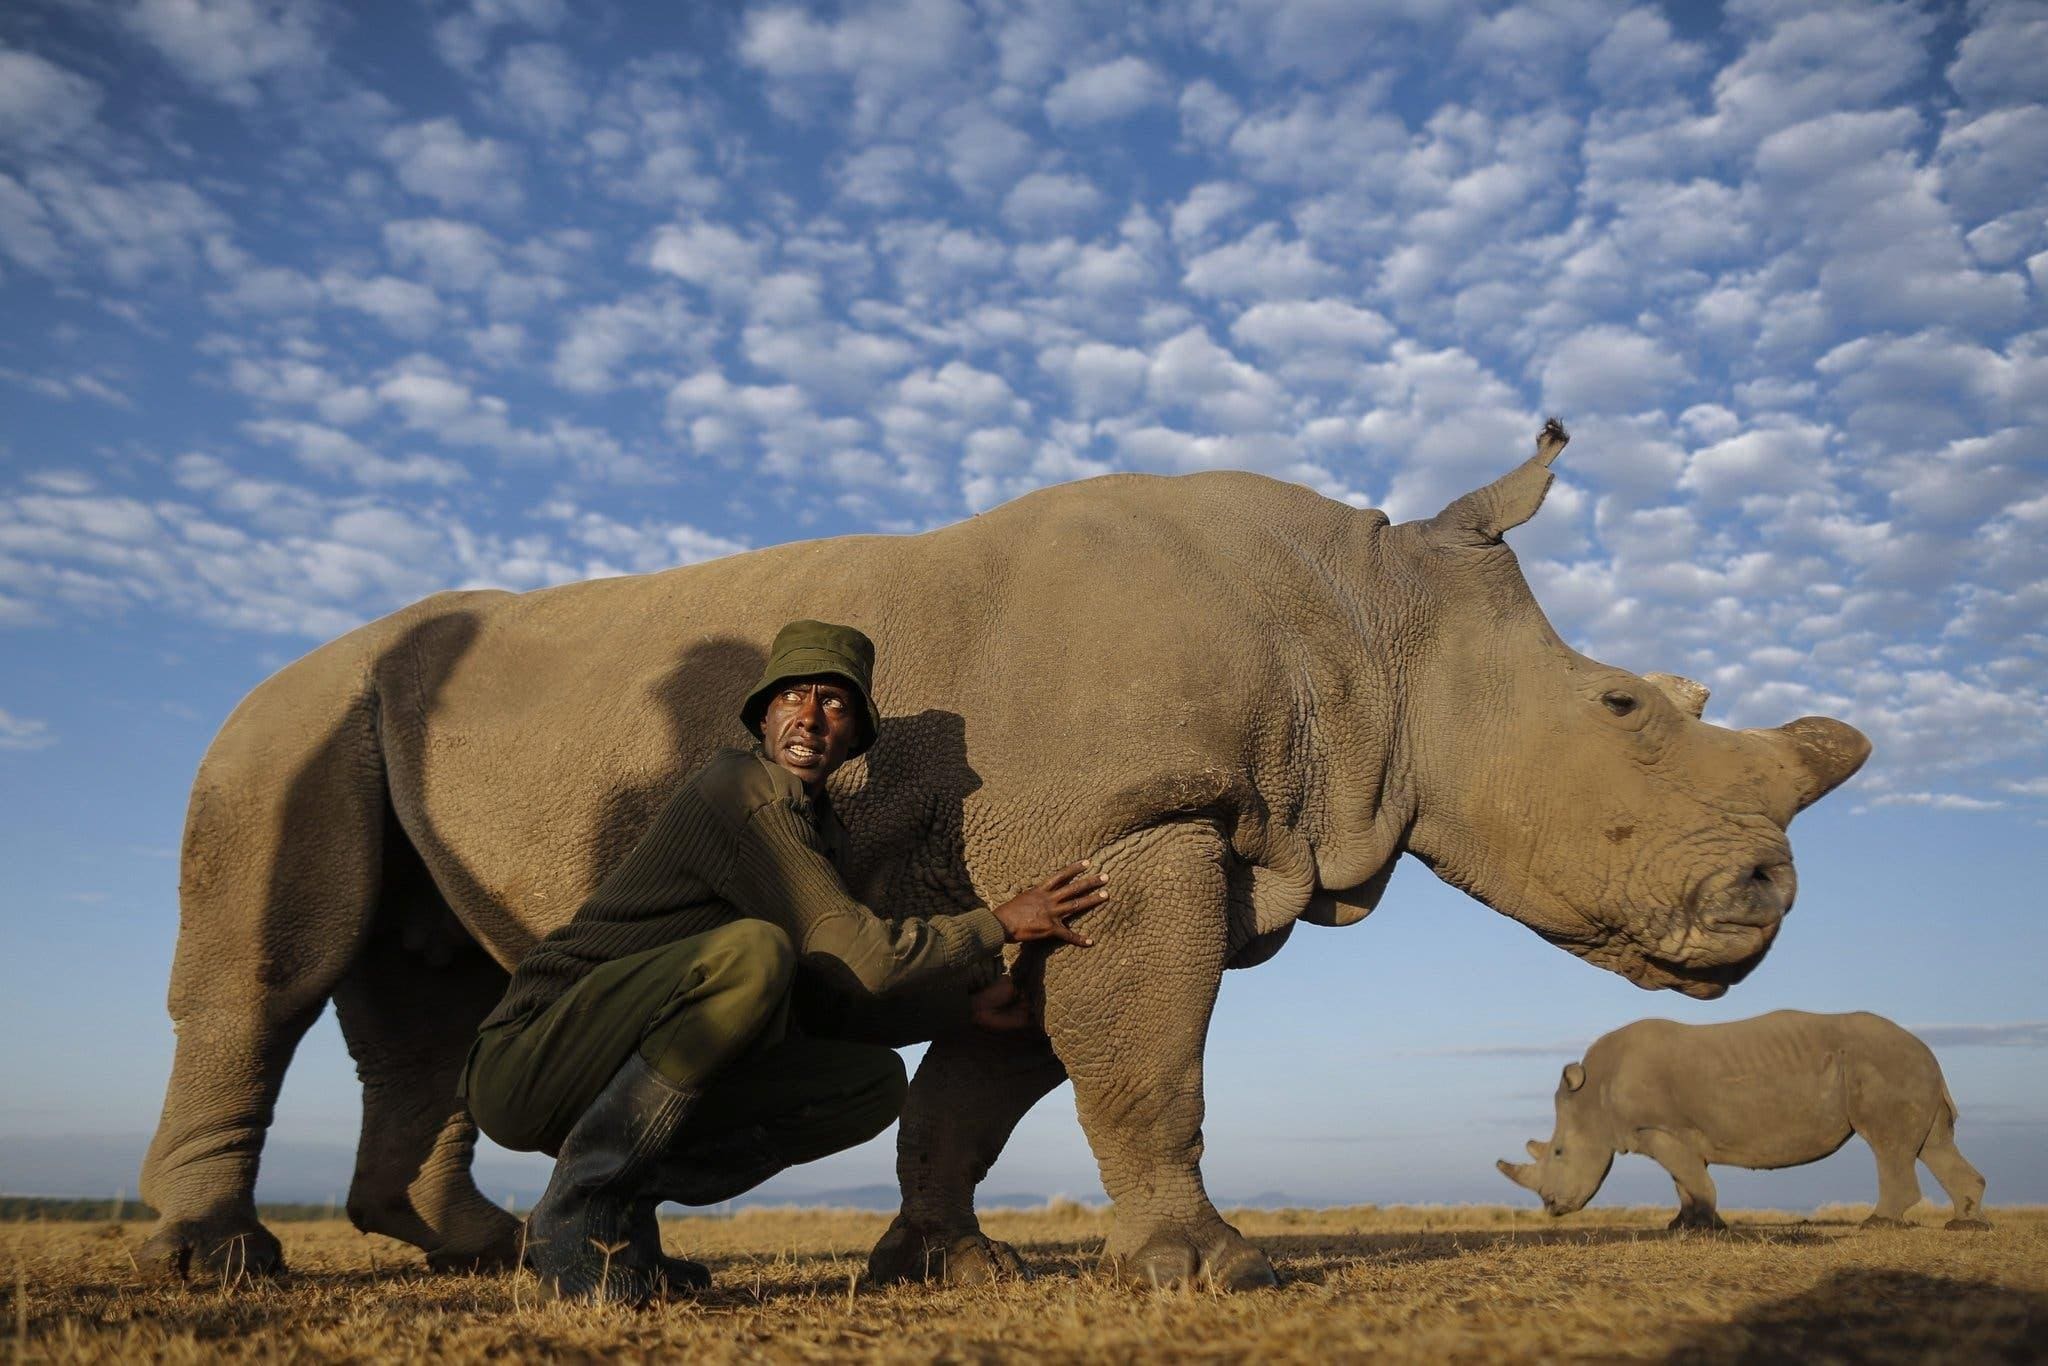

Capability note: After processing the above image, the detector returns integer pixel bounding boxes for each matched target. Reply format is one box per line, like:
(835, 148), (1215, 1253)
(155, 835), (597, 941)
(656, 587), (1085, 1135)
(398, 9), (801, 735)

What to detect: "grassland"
(5, 1202), (2044, 1362)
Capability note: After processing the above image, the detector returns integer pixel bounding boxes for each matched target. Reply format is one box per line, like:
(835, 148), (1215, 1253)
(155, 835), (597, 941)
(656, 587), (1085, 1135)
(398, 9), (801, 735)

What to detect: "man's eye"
(823, 696), (845, 710)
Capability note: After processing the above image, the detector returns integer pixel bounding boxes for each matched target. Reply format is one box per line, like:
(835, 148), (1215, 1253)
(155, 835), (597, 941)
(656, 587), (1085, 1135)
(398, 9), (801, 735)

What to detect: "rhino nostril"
(1746, 862), (1795, 916)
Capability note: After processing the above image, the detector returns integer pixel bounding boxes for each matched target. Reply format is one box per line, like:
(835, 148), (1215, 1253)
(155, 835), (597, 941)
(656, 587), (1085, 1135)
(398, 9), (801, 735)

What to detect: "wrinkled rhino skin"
(1498, 1010), (1991, 1231)
(139, 424), (1870, 1287)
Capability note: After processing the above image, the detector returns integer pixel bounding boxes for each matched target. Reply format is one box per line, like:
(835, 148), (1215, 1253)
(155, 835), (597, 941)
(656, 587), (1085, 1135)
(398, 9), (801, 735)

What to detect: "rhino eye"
(1600, 690), (1638, 717)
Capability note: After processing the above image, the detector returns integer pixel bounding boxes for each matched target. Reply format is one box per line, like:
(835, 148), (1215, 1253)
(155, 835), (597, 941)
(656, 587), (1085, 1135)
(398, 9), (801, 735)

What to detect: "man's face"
(760, 675), (860, 790)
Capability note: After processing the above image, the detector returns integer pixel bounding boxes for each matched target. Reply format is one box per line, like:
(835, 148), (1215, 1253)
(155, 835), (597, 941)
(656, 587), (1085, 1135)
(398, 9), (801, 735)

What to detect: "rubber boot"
(524, 1053), (699, 1305)
(626, 1198), (712, 1291)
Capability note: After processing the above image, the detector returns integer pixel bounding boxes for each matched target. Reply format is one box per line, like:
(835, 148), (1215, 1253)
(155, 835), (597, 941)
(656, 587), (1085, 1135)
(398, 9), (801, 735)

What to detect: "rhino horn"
(1497, 1158), (1540, 1190)
(1644, 672), (1710, 720)
(1760, 716), (1874, 812)
(1426, 418), (1569, 547)
(1525, 1139), (1546, 1160)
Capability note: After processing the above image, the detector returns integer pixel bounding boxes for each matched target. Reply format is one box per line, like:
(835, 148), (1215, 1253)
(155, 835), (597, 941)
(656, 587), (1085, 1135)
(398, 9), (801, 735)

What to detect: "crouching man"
(461, 619), (1106, 1304)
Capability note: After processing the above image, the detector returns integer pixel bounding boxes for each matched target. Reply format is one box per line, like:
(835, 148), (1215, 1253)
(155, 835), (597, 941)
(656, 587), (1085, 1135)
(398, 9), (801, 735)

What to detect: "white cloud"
(122, 0), (326, 106)
(646, 219), (766, 296)
(737, 0), (978, 135)
(1169, 181), (1255, 249)
(1231, 299), (1393, 357)
(1865, 791), (2004, 812)
(0, 49), (103, 154)
(1586, 8), (1706, 101)
(1706, 3), (1935, 147)
(1539, 325), (1686, 417)
(1044, 56), (1168, 126)
(379, 119), (524, 215)
(941, 113), (1038, 199)
(1036, 340), (1147, 418)
(1944, 0), (2048, 112)
(320, 271), (443, 339)
(0, 166), (225, 283)
(0, 706), (55, 750)
(551, 292), (705, 394)
(833, 144), (922, 208)
(1183, 223), (1340, 301)
(243, 419), (468, 487)
(1000, 171), (1105, 233)
(434, 0), (568, 73)
(496, 42), (587, 133)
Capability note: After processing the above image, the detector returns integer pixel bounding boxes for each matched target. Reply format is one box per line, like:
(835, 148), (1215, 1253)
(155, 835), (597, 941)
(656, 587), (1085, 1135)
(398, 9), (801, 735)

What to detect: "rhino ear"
(1561, 1062), (1587, 1092)
(1424, 419), (1568, 547)
(1644, 673), (1710, 720)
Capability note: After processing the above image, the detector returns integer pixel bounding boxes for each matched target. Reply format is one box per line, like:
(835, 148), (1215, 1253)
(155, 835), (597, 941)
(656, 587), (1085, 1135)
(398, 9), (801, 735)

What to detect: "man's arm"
(723, 797), (1007, 1000)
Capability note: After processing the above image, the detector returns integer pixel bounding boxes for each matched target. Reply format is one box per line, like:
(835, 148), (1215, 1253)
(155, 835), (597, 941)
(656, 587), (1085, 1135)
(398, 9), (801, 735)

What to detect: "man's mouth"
(782, 740), (821, 764)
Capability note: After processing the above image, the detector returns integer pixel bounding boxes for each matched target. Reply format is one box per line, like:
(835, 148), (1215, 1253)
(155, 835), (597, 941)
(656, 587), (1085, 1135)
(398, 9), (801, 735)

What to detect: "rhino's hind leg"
(867, 1030), (1067, 1286)
(1920, 1104), (1991, 1231)
(139, 692), (390, 1282)
(330, 835), (520, 1272)
(1862, 1142), (1925, 1228)
(1045, 823), (1277, 1292)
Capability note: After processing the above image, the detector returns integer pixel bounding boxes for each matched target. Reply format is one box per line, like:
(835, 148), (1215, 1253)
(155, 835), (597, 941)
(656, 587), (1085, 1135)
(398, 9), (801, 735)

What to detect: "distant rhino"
(1498, 1010), (1990, 1231)
(140, 422), (1871, 1290)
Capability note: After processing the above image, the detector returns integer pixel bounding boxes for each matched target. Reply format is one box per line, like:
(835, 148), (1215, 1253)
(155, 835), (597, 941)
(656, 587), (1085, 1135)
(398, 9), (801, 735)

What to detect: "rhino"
(1497, 1010), (1991, 1231)
(138, 421), (1870, 1290)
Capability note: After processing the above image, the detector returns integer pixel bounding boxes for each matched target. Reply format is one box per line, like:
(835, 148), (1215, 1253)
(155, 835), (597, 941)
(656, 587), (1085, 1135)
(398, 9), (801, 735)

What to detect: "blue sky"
(1, 0), (2044, 1214)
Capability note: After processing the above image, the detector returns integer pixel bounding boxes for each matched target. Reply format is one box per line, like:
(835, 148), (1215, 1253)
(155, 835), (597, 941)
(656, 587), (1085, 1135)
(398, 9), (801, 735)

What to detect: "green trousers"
(463, 919), (907, 1193)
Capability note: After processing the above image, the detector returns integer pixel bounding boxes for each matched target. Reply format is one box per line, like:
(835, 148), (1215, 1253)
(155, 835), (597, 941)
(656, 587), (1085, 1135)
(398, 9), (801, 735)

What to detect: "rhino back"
(1593, 1012), (1863, 1168)
(359, 471), (1381, 961)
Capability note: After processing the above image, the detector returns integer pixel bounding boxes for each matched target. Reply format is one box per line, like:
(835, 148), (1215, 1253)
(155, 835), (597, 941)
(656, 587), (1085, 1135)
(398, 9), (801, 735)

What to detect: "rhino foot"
(1111, 1226), (1278, 1292)
(420, 1219), (523, 1274)
(866, 1216), (1032, 1286)
(1667, 1209), (1727, 1233)
(136, 1215), (285, 1283)
(1944, 1218), (1993, 1232)
(1861, 1214), (1913, 1230)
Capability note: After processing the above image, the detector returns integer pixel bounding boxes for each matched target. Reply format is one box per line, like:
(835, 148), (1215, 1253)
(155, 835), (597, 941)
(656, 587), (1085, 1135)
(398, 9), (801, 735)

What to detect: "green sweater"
(480, 748), (1006, 1039)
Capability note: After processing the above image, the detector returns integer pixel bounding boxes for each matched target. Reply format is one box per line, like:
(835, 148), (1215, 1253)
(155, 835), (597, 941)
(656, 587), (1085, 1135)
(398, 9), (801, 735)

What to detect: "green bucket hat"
(740, 619), (883, 756)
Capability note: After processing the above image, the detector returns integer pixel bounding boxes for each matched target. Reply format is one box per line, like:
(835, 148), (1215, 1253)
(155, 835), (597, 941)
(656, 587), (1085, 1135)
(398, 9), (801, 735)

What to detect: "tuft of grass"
(3, 1205), (2042, 1362)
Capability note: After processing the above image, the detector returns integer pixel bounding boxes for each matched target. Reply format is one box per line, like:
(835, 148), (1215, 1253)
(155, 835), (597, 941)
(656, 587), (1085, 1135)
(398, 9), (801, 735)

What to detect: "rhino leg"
(1919, 1105), (1991, 1230)
(139, 694), (388, 1282)
(330, 848), (520, 1272)
(1861, 1140), (1925, 1227)
(1044, 822), (1277, 1292)
(866, 1030), (1067, 1285)
(1638, 1130), (1725, 1232)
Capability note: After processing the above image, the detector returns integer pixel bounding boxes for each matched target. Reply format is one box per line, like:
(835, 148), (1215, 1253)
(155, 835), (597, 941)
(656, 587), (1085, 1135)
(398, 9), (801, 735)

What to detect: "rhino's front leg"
(867, 1028), (1067, 1285)
(1638, 1130), (1726, 1232)
(1044, 823), (1277, 1291)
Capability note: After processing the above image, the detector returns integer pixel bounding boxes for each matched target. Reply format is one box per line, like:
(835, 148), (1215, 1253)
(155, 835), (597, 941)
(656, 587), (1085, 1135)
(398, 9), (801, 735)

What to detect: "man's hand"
(968, 976), (1033, 1033)
(993, 861), (1107, 947)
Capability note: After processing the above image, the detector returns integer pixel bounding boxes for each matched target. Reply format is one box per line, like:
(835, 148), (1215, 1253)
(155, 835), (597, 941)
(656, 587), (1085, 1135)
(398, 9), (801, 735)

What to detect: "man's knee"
(699, 919), (796, 1005)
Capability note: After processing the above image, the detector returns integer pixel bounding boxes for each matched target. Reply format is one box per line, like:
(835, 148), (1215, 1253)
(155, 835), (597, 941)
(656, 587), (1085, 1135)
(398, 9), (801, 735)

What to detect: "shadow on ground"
(1661, 1268), (2047, 1364)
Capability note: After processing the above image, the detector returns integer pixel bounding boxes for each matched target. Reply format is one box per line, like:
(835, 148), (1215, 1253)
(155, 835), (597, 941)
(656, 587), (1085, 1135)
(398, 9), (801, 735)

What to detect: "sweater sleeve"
(722, 796), (1006, 1001)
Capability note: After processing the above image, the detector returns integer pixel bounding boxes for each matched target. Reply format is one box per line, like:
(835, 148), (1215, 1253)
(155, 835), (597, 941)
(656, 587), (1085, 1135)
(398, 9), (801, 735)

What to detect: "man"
(462, 619), (1106, 1304)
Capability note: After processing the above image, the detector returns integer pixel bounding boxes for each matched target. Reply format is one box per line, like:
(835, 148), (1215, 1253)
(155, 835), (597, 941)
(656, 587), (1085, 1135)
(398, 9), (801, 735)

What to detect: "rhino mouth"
(1599, 923), (1779, 1000)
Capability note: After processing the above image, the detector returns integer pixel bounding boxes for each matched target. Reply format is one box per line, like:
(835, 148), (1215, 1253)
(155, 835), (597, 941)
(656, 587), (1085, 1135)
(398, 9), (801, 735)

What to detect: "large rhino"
(1496, 1010), (1990, 1231)
(139, 421), (1869, 1289)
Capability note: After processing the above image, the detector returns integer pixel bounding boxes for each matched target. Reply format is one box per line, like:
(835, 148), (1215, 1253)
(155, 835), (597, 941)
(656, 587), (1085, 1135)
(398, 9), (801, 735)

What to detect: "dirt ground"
(5, 1203), (2044, 1362)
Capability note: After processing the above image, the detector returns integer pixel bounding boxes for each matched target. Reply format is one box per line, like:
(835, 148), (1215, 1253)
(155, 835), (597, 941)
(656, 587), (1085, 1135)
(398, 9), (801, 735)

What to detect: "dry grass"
(5, 1203), (2044, 1362)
